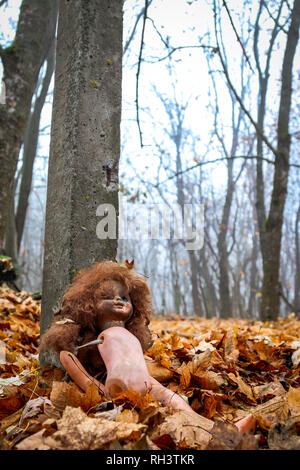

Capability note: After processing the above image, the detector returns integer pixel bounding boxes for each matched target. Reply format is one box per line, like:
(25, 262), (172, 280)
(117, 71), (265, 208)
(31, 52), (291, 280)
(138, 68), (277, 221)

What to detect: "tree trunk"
(260, 0), (300, 321)
(0, 0), (58, 252)
(188, 250), (203, 316)
(294, 206), (300, 314)
(15, 39), (56, 253)
(40, 0), (123, 338)
(217, 160), (234, 318)
(248, 228), (259, 317)
(199, 246), (219, 318)
(4, 176), (19, 265)
(255, 78), (267, 256)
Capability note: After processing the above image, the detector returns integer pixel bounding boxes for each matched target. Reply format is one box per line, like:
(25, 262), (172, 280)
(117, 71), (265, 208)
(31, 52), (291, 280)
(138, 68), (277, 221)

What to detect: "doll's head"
(60, 260), (153, 333)
(39, 260), (153, 376)
(94, 278), (133, 330)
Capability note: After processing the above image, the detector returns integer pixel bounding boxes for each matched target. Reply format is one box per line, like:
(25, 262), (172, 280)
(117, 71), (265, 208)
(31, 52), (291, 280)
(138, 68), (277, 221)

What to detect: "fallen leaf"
(291, 348), (300, 367)
(228, 372), (255, 403)
(0, 395), (24, 419)
(80, 383), (104, 412)
(253, 396), (289, 431)
(146, 361), (174, 381)
(15, 429), (49, 450)
(178, 349), (212, 387)
(193, 340), (216, 353)
(253, 382), (286, 402)
(49, 381), (84, 412)
(268, 417), (300, 450)
(287, 386), (300, 416)
(116, 421), (147, 441)
(192, 371), (225, 391)
(43, 406), (118, 450)
(113, 389), (155, 410)
(115, 408), (139, 424)
(207, 420), (242, 450)
(152, 410), (214, 449)
(19, 397), (60, 425)
(224, 329), (239, 362)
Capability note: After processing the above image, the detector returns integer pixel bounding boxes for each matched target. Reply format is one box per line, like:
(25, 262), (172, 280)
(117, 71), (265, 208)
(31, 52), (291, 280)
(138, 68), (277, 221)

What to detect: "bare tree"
(259, 0), (300, 320)
(15, 39), (56, 254)
(213, 0), (300, 320)
(294, 204), (300, 313)
(40, 0), (123, 338)
(0, 0), (58, 252)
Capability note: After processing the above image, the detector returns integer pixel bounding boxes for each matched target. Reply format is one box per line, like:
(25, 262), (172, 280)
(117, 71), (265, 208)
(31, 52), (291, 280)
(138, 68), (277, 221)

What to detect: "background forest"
(0, 0), (299, 321)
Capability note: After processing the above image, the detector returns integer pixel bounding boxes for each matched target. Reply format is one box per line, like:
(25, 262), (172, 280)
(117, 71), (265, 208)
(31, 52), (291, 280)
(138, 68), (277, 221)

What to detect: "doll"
(39, 260), (153, 379)
(40, 260), (255, 435)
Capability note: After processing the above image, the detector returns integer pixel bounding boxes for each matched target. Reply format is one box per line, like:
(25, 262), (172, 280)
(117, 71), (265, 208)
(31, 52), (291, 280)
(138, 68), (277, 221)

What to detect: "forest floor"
(0, 284), (300, 450)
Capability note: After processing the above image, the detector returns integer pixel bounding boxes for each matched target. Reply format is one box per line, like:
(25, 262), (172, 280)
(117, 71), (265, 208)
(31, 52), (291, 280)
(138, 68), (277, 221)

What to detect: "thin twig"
(222, 0), (254, 72)
(262, 0), (289, 34)
(144, 44), (218, 64)
(154, 155), (300, 188)
(123, 0), (153, 55)
(147, 17), (169, 48)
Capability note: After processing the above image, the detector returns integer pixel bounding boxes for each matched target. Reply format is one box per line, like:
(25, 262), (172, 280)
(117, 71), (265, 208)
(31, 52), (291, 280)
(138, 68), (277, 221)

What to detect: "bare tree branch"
(279, 282), (300, 313)
(213, 1), (278, 157)
(147, 17), (169, 48)
(155, 155), (300, 187)
(262, 0), (289, 33)
(123, 0), (153, 56)
(145, 44), (218, 64)
(136, 0), (149, 148)
(222, 0), (254, 72)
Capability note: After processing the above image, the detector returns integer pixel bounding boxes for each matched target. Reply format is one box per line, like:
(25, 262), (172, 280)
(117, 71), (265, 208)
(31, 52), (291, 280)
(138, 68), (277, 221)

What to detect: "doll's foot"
(59, 351), (105, 395)
(234, 414), (256, 434)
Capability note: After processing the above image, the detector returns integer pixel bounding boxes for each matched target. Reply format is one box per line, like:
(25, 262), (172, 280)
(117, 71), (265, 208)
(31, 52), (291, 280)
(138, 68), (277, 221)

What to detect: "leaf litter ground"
(0, 285), (300, 450)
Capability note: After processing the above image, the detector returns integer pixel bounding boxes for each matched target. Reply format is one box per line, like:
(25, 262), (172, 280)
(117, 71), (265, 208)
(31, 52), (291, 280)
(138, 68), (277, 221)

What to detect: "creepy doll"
(40, 259), (256, 434)
(39, 259), (153, 379)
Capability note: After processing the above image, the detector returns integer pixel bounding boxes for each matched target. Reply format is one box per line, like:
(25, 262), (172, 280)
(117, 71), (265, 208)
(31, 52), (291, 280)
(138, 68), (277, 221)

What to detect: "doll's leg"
(148, 377), (255, 434)
(60, 338), (255, 435)
(148, 376), (198, 413)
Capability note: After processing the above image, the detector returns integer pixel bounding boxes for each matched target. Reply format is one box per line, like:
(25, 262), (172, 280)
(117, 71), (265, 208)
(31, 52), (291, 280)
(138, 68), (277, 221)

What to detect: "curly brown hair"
(39, 260), (153, 377)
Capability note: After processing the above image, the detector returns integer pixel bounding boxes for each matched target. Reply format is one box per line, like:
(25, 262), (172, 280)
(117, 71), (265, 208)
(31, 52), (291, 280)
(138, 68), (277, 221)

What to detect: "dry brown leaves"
(0, 285), (300, 450)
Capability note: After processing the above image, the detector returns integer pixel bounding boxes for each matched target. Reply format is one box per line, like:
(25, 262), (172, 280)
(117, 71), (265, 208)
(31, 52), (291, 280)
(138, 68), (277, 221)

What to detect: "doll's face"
(95, 279), (133, 331)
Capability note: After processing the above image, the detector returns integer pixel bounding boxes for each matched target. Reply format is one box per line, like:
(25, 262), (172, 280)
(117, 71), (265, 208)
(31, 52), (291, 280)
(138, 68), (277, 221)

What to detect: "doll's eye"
(121, 296), (127, 302)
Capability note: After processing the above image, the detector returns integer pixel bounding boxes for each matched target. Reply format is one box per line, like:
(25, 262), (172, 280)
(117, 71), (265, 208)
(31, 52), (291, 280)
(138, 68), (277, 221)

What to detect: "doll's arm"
(39, 322), (81, 369)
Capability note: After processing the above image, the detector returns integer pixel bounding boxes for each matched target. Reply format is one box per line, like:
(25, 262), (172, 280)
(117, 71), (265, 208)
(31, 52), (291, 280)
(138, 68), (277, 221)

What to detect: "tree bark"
(4, 175), (19, 265)
(217, 159), (234, 318)
(40, 0), (123, 338)
(248, 228), (259, 317)
(294, 205), (300, 314)
(0, 0), (58, 252)
(260, 0), (300, 320)
(188, 250), (203, 316)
